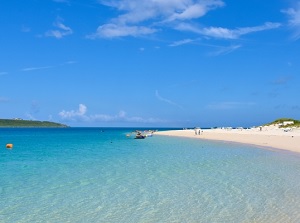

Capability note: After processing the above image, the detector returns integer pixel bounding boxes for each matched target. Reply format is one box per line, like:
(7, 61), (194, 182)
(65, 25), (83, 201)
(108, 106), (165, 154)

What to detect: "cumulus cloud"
(59, 104), (164, 123)
(45, 18), (73, 39)
(89, 24), (156, 39)
(25, 113), (36, 120)
(282, 2), (300, 40)
(59, 104), (88, 121)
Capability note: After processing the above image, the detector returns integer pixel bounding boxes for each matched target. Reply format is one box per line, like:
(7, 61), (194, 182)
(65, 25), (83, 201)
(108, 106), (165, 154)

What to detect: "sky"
(0, 0), (300, 127)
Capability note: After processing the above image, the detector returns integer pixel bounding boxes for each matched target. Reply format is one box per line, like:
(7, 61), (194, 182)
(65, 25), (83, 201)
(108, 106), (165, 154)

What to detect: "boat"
(135, 135), (146, 139)
(134, 132), (146, 139)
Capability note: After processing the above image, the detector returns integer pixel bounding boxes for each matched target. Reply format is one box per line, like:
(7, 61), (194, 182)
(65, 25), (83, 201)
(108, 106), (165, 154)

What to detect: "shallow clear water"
(1, 128), (300, 223)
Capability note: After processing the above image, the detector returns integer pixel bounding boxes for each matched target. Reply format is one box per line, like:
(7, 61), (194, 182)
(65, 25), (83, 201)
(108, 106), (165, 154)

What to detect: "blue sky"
(1, 0), (300, 127)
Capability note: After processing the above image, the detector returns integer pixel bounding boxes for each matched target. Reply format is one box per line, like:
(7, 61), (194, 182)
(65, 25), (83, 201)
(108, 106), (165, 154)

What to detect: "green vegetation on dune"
(0, 119), (68, 127)
(266, 118), (300, 128)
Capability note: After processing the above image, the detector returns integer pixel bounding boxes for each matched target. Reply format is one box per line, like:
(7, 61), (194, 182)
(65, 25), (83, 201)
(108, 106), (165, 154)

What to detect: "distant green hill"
(0, 119), (68, 127)
(265, 118), (300, 128)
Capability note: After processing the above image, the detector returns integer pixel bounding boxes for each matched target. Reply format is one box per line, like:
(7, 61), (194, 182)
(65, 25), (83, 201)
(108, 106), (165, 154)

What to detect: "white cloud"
(176, 22), (281, 39)
(282, 2), (300, 40)
(169, 38), (195, 47)
(92, 0), (224, 38)
(21, 61), (76, 72)
(89, 24), (156, 39)
(48, 115), (53, 121)
(63, 61), (77, 65)
(208, 44), (241, 56)
(25, 113), (36, 120)
(165, 1), (224, 22)
(21, 66), (53, 71)
(45, 18), (73, 39)
(59, 104), (88, 121)
(92, 0), (280, 40)
(59, 104), (165, 123)
(155, 90), (183, 109)
(100, 0), (223, 23)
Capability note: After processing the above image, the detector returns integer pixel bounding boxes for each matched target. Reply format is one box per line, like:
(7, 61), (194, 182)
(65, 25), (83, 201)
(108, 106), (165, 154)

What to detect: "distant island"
(0, 119), (69, 128)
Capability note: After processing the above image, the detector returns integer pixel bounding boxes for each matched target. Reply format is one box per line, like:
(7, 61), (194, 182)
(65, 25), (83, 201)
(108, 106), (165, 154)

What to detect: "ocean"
(1, 128), (300, 222)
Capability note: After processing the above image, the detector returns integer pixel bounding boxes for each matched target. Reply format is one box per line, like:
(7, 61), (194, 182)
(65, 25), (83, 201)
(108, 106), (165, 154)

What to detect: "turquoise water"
(1, 128), (300, 223)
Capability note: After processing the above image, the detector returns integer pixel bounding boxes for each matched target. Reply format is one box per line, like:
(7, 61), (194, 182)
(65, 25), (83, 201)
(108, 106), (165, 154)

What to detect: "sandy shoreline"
(155, 128), (300, 154)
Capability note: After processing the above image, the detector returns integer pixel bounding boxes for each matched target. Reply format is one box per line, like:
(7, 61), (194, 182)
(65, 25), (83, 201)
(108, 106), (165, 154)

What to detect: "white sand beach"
(155, 127), (300, 154)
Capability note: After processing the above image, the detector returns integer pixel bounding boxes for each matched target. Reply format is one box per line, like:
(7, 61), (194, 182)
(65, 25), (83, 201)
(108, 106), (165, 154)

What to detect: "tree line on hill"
(0, 119), (68, 127)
